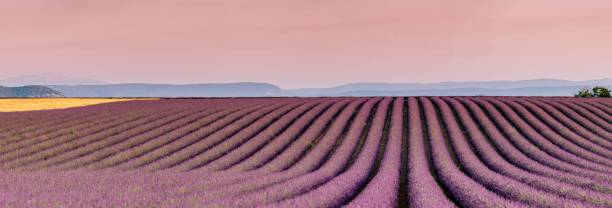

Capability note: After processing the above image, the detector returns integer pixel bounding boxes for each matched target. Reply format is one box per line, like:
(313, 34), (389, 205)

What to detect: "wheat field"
(0, 98), (152, 112)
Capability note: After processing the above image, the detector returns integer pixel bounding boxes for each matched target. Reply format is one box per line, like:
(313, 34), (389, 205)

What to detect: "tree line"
(575, 86), (611, 98)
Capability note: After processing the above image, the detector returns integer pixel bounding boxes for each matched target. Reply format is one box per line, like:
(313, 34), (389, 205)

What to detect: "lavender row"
(49, 100), (271, 171)
(0, 110), (156, 164)
(565, 99), (612, 126)
(104, 102), (269, 171)
(190, 99), (332, 172)
(505, 99), (612, 163)
(343, 98), (404, 207)
(532, 99), (612, 149)
(467, 98), (612, 183)
(225, 98), (350, 172)
(265, 98), (392, 207)
(434, 97), (600, 207)
(87, 101), (282, 170)
(159, 98), (365, 195)
(3, 109), (185, 169)
(421, 97), (524, 208)
(489, 98), (612, 172)
(190, 98), (380, 207)
(167, 100), (316, 171)
(485, 98), (612, 173)
(453, 97), (612, 193)
(141, 101), (298, 171)
(26, 107), (223, 171)
(0, 110), (138, 154)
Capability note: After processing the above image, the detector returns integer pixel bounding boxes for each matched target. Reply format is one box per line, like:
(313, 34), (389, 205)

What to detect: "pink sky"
(1, 0), (611, 88)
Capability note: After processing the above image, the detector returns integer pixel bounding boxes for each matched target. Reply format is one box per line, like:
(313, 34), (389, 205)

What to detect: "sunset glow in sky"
(1, 0), (611, 88)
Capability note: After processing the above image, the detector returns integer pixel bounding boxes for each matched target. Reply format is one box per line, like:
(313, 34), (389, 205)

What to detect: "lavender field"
(0, 97), (611, 208)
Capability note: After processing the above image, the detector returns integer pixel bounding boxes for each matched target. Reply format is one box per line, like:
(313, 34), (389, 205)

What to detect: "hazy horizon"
(2, 72), (611, 89)
(2, 1), (612, 88)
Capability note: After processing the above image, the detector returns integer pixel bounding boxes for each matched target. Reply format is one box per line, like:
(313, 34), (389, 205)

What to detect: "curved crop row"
(190, 99), (334, 172)
(433, 97), (603, 207)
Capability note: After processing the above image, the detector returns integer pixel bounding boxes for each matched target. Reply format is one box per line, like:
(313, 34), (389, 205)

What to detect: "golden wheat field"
(0, 98), (152, 112)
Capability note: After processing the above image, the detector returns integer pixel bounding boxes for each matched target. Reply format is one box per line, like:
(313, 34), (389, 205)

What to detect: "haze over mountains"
(0, 73), (108, 86)
(49, 83), (282, 97)
(1, 74), (610, 97)
(286, 79), (612, 96)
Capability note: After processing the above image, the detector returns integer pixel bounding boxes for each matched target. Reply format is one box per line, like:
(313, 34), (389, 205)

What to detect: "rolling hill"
(0, 86), (64, 98)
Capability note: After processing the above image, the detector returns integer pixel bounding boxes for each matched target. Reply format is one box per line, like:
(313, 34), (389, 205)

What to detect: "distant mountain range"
(1, 74), (610, 97)
(0, 73), (108, 86)
(45, 78), (611, 97)
(0, 86), (64, 98)
(49, 83), (282, 97)
(285, 79), (612, 96)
